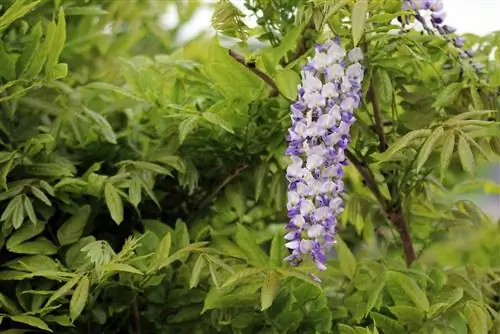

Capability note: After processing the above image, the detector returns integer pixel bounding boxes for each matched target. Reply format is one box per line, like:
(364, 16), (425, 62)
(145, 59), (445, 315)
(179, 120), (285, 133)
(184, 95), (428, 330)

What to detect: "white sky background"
(166, 0), (500, 43)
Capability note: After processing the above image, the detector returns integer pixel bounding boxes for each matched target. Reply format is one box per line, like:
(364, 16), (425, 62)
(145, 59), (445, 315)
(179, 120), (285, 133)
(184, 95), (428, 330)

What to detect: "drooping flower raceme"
(403, 0), (483, 71)
(284, 40), (364, 275)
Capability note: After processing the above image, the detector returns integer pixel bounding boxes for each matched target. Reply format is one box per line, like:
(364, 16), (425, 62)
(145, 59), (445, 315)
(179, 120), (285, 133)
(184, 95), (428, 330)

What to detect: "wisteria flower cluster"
(284, 39), (364, 276)
(403, 0), (483, 71)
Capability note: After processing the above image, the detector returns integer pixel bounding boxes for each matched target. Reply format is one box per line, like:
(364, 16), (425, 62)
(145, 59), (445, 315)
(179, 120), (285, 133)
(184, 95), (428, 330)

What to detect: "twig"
(370, 69), (416, 266)
(131, 297), (141, 334)
(345, 149), (388, 208)
(187, 164), (249, 223)
(228, 50), (279, 97)
(369, 83), (388, 152)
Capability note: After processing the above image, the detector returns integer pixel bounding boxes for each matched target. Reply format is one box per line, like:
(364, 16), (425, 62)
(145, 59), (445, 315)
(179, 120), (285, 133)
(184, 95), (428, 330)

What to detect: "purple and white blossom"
(284, 40), (364, 276)
(403, 0), (483, 72)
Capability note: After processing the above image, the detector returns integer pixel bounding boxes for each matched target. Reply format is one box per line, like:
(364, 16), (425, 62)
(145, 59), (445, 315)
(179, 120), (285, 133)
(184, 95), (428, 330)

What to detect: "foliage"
(0, 0), (499, 333)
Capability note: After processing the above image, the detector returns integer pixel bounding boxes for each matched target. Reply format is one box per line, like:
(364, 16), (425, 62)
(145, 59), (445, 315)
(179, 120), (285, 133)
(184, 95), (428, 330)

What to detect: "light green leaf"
(338, 324), (356, 334)
(222, 268), (264, 288)
(464, 301), (489, 334)
(45, 7), (66, 81)
(269, 232), (286, 267)
(261, 270), (279, 311)
(351, 0), (368, 46)
(440, 131), (456, 179)
(365, 271), (386, 316)
(6, 222), (44, 250)
(202, 111), (234, 134)
(9, 237), (57, 255)
(30, 186), (51, 206)
(189, 255), (206, 289)
(234, 224), (268, 266)
(0, 291), (22, 315)
(57, 205), (91, 246)
(458, 134), (475, 175)
(153, 232), (171, 270)
(416, 126), (444, 172)
(101, 263), (143, 275)
(370, 312), (404, 333)
(0, 0), (42, 35)
(70, 276), (89, 322)
(104, 183), (124, 225)
(275, 69), (300, 100)
(83, 108), (117, 144)
(336, 235), (356, 279)
(128, 178), (142, 208)
(376, 129), (431, 162)
(387, 271), (429, 311)
(179, 117), (199, 144)
(65, 6), (108, 16)
(433, 83), (464, 108)
(10, 315), (52, 332)
(374, 68), (393, 105)
(389, 305), (424, 325)
(24, 163), (73, 177)
(22, 196), (36, 225)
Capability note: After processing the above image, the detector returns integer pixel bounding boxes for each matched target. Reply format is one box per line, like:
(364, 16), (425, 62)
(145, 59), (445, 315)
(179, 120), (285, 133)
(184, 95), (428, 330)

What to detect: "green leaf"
(45, 275), (82, 308)
(376, 129), (431, 162)
(10, 315), (52, 332)
(57, 205), (91, 246)
(386, 271), (429, 311)
(189, 255), (206, 289)
(179, 117), (199, 144)
(70, 276), (89, 322)
(104, 183), (124, 225)
(222, 268), (264, 288)
(208, 261), (220, 288)
(275, 69), (300, 100)
(45, 7), (66, 80)
(30, 186), (51, 206)
(261, 270), (279, 310)
(351, 0), (368, 46)
(22, 196), (36, 225)
(0, 292), (22, 315)
(0, 0), (42, 35)
(416, 126), (444, 172)
(9, 237), (57, 255)
(269, 232), (286, 267)
(338, 324), (357, 334)
(440, 131), (456, 179)
(84, 108), (117, 144)
(336, 235), (356, 279)
(202, 111), (234, 134)
(464, 301), (489, 334)
(433, 83), (464, 108)
(370, 312), (404, 333)
(389, 305), (424, 325)
(101, 263), (143, 275)
(65, 6), (108, 16)
(153, 232), (171, 270)
(234, 224), (268, 266)
(128, 178), (142, 207)
(365, 271), (386, 316)
(374, 68), (393, 105)
(24, 163), (73, 177)
(6, 222), (44, 250)
(458, 134), (475, 174)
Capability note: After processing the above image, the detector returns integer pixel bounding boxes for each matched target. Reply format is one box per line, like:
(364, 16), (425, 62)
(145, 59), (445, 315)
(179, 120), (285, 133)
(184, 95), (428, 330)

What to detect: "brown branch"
(131, 297), (141, 334)
(228, 50), (279, 97)
(369, 82), (388, 152)
(345, 149), (388, 208)
(187, 164), (249, 223)
(370, 68), (416, 266)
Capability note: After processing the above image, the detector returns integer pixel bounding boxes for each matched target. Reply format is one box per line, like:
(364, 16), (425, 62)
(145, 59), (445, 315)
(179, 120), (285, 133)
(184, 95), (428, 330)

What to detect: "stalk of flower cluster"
(284, 39), (364, 278)
(403, 0), (483, 72)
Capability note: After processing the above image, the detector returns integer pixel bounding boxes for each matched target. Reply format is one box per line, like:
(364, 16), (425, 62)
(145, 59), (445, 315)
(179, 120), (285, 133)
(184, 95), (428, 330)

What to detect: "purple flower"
(284, 41), (364, 273)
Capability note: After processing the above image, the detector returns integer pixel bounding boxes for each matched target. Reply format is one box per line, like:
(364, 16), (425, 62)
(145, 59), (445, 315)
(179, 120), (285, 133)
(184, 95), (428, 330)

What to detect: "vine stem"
(369, 74), (416, 267)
